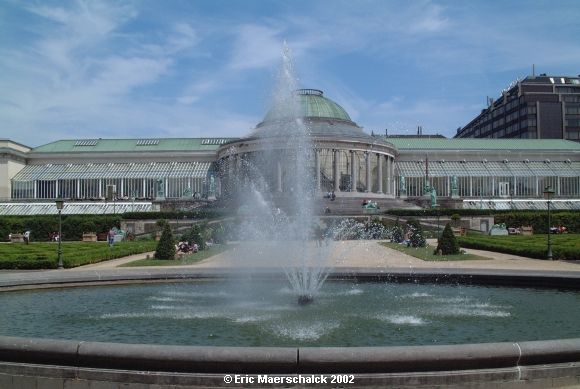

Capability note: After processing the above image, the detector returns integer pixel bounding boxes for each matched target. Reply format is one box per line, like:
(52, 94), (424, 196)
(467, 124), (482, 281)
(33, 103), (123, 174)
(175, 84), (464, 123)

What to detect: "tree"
(155, 223), (175, 260)
(436, 223), (460, 255)
(407, 218), (426, 248)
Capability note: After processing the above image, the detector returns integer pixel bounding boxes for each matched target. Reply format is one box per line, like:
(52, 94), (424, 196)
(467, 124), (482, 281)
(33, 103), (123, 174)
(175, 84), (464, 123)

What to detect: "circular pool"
(2, 279), (579, 347)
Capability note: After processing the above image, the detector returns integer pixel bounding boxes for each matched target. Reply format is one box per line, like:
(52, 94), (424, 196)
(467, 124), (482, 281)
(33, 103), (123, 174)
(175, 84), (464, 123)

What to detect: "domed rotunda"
(217, 89), (397, 198)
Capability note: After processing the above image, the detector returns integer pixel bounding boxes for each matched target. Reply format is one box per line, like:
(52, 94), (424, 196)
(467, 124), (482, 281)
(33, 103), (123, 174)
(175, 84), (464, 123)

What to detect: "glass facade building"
(455, 75), (580, 142)
(2, 89), (579, 215)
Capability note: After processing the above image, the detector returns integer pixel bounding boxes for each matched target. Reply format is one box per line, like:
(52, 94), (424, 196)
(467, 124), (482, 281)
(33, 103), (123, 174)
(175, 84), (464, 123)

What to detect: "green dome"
(262, 89), (352, 123)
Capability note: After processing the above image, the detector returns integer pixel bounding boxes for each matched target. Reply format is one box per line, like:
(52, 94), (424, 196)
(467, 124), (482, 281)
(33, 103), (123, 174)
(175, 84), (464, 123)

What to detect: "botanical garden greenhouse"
(1, 88), (579, 215)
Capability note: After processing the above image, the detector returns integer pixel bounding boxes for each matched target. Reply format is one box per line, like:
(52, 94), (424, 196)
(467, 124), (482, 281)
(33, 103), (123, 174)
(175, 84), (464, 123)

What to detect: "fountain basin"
(0, 268), (579, 387)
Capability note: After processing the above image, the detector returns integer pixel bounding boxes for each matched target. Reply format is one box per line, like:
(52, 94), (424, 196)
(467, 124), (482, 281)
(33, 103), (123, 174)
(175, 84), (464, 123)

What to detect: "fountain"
(0, 45), (579, 387)
(224, 43), (331, 304)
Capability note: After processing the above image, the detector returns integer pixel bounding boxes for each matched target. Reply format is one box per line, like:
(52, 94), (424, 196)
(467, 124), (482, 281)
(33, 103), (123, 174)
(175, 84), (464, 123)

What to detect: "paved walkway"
(75, 239), (580, 273)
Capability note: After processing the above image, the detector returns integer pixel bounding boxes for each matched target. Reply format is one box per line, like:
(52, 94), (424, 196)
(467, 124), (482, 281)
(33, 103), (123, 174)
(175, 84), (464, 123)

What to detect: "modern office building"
(1, 88), (580, 215)
(455, 74), (580, 141)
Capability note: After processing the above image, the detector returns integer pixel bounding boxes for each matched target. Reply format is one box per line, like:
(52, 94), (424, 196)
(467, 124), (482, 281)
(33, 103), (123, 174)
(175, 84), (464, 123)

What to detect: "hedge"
(458, 235), (580, 261)
(385, 209), (496, 217)
(494, 211), (580, 234)
(0, 209), (227, 242)
(121, 209), (225, 220)
(0, 241), (157, 269)
(0, 215), (121, 242)
(385, 210), (580, 233)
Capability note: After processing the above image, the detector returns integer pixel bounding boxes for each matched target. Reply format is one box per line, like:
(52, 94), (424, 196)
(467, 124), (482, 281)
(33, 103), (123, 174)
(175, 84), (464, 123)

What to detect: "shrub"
(451, 213), (461, 226)
(365, 220), (389, 239)
(436, 223), (460, 255)
(391, 222), (404, 243)
(155, 223), (175, 260)
(182, 223), (207, 250)
(407, 218), (426, 248)
(331, 219), (366, 240)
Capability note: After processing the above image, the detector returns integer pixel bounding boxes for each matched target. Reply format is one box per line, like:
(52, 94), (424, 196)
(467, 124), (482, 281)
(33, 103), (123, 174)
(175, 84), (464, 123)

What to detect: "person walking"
(108, 228), (115, 247)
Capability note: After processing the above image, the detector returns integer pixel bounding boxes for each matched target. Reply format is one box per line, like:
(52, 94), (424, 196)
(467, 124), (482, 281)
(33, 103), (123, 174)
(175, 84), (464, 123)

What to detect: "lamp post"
(55, 199), (64, 269)
(543, 186), (555, 260)
(432, 204), (440, 241)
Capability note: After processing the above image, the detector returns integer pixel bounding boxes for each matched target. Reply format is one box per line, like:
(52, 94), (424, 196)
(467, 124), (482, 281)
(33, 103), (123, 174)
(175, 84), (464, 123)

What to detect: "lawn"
(458, 234), (580, 260)
(380, 242), (491, 261)
(121, 244), (230, 267)
(0, 240), (157, 269)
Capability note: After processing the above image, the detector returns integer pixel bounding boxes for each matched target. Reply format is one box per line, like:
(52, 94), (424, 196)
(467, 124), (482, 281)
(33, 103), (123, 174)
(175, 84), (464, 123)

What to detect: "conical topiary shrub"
(155, 223), (175, 260)
(407, 218), (426, 248)
(436, 223), (460, 255)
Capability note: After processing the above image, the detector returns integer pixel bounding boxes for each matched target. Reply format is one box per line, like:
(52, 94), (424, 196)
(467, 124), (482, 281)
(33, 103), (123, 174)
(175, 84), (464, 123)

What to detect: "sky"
(1, 0), (580, 147)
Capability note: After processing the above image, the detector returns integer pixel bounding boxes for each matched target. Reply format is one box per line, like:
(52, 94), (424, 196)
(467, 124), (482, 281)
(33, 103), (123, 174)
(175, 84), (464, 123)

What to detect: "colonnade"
(224, 148), (395, 196)
(323, 149), (394, 195)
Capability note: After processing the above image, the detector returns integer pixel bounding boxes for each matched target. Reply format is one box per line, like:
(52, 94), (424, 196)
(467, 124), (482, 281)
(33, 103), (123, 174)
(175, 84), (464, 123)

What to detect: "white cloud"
(228, 24), (284, 70)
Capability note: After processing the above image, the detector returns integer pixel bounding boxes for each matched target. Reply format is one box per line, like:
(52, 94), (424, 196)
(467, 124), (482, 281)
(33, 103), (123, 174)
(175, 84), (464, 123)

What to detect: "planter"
(82, 233), (98, 242)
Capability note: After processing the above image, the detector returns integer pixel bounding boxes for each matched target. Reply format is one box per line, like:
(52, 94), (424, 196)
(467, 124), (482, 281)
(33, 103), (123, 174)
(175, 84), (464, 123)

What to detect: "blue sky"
(2, 0), (580, 147)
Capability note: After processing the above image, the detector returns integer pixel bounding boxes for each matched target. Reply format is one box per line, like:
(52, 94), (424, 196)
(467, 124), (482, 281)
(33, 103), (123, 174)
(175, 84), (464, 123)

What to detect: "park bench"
(520, 226), (533, 235)
(10, 233), (24, 243)
(82, 233), (98, 242)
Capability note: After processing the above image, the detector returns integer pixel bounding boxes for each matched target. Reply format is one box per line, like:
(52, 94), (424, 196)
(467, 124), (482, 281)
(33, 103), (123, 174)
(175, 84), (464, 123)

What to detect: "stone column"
(228, 155), (234, 177)
(377, 154), (383, 194)
(386, 157), (392, 195)
(350, 151), (356, 192)
(391, 157), (396, 195)
(333, 149), (341, 192)
(315, 149), (321, 192)
(365, 152), (371, 192)
(277, 160), (283, 192)
(469, 176), (473, 197)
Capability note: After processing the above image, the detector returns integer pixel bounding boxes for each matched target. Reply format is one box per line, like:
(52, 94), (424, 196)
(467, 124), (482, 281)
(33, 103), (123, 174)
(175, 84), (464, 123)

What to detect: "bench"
(451, 227), (466, 237)
(82, 233), (98, 242)
(520, 226), (533, 235)
(10, 233), (24, 243)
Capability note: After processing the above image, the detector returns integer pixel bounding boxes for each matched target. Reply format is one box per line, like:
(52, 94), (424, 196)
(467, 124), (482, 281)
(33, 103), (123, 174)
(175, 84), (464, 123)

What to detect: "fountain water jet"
(226, 43), (330, 304)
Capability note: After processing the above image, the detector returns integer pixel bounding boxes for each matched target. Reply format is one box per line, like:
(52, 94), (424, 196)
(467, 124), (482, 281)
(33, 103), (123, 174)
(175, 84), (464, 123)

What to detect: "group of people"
(176, 241), (199, 254)
(550, 225), (568, 234)
(361, 199), (379, 209)
(323, 191), (336, 201)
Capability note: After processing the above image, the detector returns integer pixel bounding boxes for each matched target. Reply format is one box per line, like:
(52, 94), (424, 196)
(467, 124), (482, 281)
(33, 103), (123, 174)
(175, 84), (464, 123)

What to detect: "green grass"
(0, 240), (157, 269)
(121, 244), (230, 267)
(458, 234), (580, 260)
(380, 242), (492, 261)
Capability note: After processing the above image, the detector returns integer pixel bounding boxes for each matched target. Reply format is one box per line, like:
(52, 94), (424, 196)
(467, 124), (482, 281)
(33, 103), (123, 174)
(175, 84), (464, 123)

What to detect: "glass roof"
(0, 202), (153, 216)
(12, 162), (212, 181)
(395, 161), (425, 177)
(395, 161), (580, 178)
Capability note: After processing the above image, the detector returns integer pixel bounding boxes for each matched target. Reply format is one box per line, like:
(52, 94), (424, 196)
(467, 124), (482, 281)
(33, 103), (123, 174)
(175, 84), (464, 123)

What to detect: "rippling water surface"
(1, 280), (579, 346)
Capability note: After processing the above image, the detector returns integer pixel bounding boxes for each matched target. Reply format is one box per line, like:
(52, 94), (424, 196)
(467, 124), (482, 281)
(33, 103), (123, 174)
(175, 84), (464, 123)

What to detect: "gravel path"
(77, 239), (580, 273)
